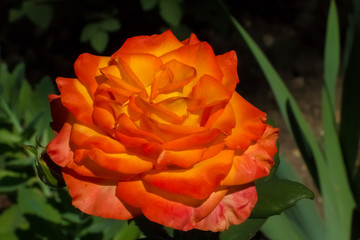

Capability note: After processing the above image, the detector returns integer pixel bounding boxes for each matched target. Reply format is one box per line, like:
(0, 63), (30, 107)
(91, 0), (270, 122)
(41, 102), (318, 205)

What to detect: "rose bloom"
(47, 30), (278, 232)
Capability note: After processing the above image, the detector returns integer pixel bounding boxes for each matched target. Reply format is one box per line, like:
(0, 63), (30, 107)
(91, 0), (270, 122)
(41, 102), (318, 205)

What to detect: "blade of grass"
(322, 1), (355, 239)
(276, 155), (325, 240)
(261, 214), (307, 240)
(224, 5), (348, 240)
(324, 0), (340, 111)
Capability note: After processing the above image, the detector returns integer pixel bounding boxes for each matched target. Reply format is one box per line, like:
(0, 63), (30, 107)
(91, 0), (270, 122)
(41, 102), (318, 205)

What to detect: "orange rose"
(47, 30), (278, 231)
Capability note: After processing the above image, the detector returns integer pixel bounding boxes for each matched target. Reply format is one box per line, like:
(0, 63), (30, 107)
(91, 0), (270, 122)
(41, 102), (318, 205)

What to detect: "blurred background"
(0, 0), (353, 239)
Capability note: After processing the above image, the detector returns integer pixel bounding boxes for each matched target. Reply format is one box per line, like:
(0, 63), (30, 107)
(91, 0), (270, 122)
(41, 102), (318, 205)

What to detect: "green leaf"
(220, 218), (266, 240)
(100, 18), (121, 32)
(81, 217), (135, 240)
(15, 77), (31, 121)
(0, 232), (18, 240)
(0, 129), (21, 144)
(0, 205), (29, 234)
(0, 169), (28, 193)
(113, 221), (141, 240)
(159, 0), (182, 27)
(9, 8), (24, 23)
(80, 23), (101, 42)
(18, 188), (63, 224)
(90, 31), (109, 53)
(251, 179), (314, 219)
(324, 0), (340, 111)
(23, 2), (53, 29)
(141, 0), (159, 11)
(261, 214), (307, 240)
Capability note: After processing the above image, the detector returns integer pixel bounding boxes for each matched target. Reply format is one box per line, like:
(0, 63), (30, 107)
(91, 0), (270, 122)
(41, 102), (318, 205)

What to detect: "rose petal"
(143, 150), (234, 199)
(118, 53), (163, 87)
(221, 125), (279, 186)
(62, 169), (141, 219)
(182, 33), (201, 46)
(160, 42), (223, 85)
(225, 92), (267, 150)
(193, 184), (257, 231)
(48, 94), (69, 133)
(216, 51), (239, 93)
(113, 30), (183, 57)
(116, 180), (256, 231)
(57, 77), (94, 124)
(156, 148), (206, 169)
(163, 129), (221, 150)
(47, 120), (74, 167)
(74, 53), (110, 97)
(189, 74), (231, 111)
(74, 148), (154, 175)
(70, 123), (126, 153)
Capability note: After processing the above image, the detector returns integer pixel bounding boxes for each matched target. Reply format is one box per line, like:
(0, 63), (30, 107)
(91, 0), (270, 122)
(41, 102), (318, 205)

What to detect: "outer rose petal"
(221, 125), (279, 186)
(116, 180), (257, 231)
(47, 120), (74, 167)
(62, 169), (141, 219)
(216, 51), (239, 93)
(113, 30), (183, 57)
(194, 184), (257, 231)
(56, 77), (94, 125)
(48, 94), (69, 133)
(74, 53), (110, 97)
(225, 92), (267, 150)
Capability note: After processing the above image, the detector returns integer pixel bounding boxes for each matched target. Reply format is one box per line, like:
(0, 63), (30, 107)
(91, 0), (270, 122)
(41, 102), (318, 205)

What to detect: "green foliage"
(9, 2), (53, 29)
(251, 180), (314, 219)
(224, 0), (360, 239)
(80, 18), (121, 53)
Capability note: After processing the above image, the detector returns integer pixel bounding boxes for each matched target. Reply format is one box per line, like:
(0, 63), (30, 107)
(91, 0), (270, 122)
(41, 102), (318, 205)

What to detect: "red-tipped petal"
(47, 120), (74, 167)
(193, 184), (257, 231)
(62, 169), (141, 219)
(221, 125), (279, 186)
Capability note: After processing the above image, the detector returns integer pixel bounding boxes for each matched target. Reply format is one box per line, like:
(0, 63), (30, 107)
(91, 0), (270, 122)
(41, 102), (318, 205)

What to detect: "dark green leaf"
(100, 18), (121, 32)
(90, 31), (109, 53)
(9, 8), (24, 22)
(220, 218), (265, 240)
(159, 0), (182, 27)
(113, 221), (141, 240)
(23, 2), (53, 29)
(0, 169), (28, 193)
(140, 0), (159, 11)
(80, 23), (100, 42)
(81, 217), (135, 240)
(18, 187), (63, 223)
(251, 179), (314, 219)
(15, 77), (31, 121)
